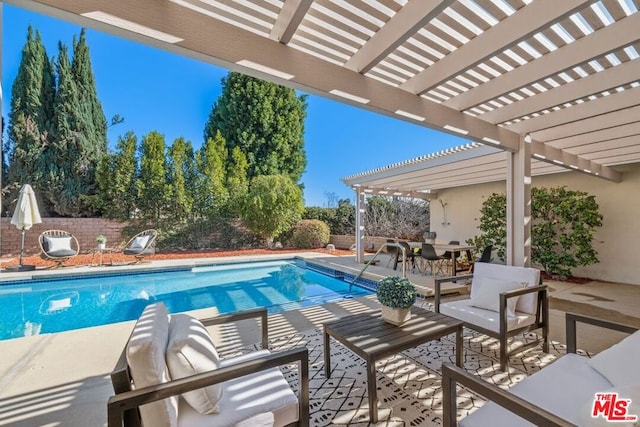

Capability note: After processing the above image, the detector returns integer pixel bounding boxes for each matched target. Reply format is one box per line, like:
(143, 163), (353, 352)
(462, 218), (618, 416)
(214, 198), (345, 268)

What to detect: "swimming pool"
(0, 259), (374, 341)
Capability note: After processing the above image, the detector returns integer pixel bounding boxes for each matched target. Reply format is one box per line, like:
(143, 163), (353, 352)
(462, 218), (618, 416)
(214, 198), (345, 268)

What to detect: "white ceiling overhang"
(8, 0), (639, 194)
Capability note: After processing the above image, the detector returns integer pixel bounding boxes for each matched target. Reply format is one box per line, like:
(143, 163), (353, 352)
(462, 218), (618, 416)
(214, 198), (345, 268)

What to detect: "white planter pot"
(381, 305), (411, 326)
(97, 243), (106, 250)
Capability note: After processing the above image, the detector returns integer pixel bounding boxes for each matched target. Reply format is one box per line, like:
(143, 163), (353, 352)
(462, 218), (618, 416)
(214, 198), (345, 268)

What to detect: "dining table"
(408, 241), (474, 276)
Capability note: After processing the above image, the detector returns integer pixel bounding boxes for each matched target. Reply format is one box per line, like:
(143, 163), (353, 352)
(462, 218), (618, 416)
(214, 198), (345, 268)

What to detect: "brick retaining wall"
(330, 235), (393, 251)
(1, 218), (128, 257)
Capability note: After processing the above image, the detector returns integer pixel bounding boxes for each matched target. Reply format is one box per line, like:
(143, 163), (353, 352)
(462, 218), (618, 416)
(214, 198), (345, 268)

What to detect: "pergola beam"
(445, 12), (640, 111)
(532, 104), (640, 142)
(269, 0), (313, 44)
(357, 188), (437, 200)
(530, 139), (621, 182)
(400, 0), (597, 95)
(506, 85), (640, 134)
(344, 0), (455, 74)
(480, 59), (640, 124)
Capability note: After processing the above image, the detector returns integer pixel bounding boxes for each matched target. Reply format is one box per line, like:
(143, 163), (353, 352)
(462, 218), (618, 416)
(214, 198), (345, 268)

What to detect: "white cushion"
(588, 330), (640, 386)
(178, 350), (299, 427)
(131, 235), (151, 249)
(471, 263), (540, 314)
(126, 302), (178, 427)
(44, 235), (72, 252)
(470, 277), (523, 317)
(440, 299), (536, 333)
(460, 354), (614, 427)
(577, 383), (640, 426)
(166, 313), (223, 415)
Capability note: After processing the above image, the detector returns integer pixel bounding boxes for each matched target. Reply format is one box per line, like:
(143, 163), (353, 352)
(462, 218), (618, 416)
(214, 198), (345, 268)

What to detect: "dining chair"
(384, 239), (398, 268)
(440, 240), (461, 275)
(395, 241), (417, 272)
(419, 243), (444, 276)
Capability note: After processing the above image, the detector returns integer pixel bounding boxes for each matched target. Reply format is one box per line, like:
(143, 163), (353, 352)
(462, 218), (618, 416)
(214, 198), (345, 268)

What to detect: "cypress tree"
(204, 72), (307, 182)
(96, 131), (138, 219)
(71, 29), (107, 158)
(195, 131), (228, 216)
(6, 26), (55, 213)
(225, 146), (249, 217)
(137, 131), (170, 220)
(167, 137), (195, 220)
(47, 42), (88, 216)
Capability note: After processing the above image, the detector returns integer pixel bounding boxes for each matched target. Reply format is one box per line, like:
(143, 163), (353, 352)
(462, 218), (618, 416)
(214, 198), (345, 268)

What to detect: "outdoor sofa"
(108, 302), (309, 427)
(442, 313), (640, 426)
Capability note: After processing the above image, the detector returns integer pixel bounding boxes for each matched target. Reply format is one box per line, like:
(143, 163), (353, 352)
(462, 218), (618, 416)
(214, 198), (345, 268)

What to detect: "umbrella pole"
(19, 227), (26, 267)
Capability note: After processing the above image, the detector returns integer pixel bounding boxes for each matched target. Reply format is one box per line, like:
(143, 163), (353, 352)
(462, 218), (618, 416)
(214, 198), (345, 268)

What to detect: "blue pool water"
(0, 260), (373, 340)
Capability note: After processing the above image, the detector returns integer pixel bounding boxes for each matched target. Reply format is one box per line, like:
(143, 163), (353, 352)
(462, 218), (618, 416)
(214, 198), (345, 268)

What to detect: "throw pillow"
(166, 313), (223, 414)
(588, 330), (640, 386)
(576, 383), (640, 426)
(131, 235), (151, 250)
(470, 277), (524, 317)
(126, 302), (178, 427)
(44, 236), (72, 252)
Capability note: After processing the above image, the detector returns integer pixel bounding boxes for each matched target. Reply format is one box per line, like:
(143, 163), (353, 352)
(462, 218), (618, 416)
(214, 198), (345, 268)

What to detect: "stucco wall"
(430, 163), (640, 285)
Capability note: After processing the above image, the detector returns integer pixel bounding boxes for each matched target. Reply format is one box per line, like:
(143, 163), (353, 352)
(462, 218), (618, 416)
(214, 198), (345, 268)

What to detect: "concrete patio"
(0, 254), (638, 426)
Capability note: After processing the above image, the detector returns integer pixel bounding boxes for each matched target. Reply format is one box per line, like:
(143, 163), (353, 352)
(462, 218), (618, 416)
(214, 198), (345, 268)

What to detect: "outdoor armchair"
(434, 262), (548, 371)
(108, 303), (309, 427)
(39, 229), (80, 268)
(441, 313), (639, 426)
(122, 229), (157, 264)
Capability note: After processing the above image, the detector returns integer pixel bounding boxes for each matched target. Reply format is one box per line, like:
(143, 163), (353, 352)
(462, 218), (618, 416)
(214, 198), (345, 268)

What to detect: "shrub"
(290, 219), (330, 249)
(376, 276), (416, 309)
(470, 186), (602, 277)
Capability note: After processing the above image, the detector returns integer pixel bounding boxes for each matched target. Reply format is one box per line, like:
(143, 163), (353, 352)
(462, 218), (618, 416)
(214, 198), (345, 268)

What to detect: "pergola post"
(355, 186), (365, 264)
(506, 135), (532, 267)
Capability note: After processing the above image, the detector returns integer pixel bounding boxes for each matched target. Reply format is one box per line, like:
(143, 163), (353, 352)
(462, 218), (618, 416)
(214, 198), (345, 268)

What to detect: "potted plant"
(376, 276), (417, 325)
(96, 235), (107, 250)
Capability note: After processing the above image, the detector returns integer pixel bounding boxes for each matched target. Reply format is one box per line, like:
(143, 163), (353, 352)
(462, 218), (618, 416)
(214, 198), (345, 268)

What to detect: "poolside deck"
(0, 253), (638, 426)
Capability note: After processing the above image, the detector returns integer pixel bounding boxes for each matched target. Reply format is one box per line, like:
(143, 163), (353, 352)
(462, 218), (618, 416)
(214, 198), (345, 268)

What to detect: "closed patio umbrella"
(8, 184), (42, 271)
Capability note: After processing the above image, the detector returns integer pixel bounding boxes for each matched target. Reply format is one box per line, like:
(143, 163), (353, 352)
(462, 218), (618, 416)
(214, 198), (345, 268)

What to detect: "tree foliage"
(195, 131), (228, 216)
(304, 198), (355, 235)
(6, 27), (108, 217)
(225, 146), (249, 217)
(471, 186), (603, 277)
(6, 26), (55, 213)
(365, 196), (429, 240)
(95, 131), (138, 219)
(204, 72), (307, 182)
(243, 174), (304, 244)
(166, 137), (195, 221)
(137, 131), (169, 220)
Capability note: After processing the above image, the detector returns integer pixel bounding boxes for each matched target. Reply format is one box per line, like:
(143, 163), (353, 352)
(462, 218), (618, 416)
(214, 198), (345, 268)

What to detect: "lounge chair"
(39, 229), (80, 268)
(108, 303), (309, 427)
(122, 229), (157, 264)
(434, 262), (549, 371)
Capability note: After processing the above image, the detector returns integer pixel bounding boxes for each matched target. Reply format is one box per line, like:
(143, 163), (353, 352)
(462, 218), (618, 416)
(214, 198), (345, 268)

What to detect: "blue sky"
(2, 5), (467, 207)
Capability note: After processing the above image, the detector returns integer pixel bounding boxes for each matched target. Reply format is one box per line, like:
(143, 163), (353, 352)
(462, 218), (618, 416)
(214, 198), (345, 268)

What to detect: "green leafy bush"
(470, 186), (602, 277)
(290, 219), (330, 248)
(376, 276), (416, 309)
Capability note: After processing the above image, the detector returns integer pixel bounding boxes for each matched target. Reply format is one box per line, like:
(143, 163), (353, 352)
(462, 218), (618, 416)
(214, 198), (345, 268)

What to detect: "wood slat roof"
(11, 0), (639, 195)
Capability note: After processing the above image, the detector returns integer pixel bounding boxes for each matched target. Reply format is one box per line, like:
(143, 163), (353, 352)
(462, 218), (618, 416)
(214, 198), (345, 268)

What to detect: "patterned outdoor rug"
(224, 303), (588, 426)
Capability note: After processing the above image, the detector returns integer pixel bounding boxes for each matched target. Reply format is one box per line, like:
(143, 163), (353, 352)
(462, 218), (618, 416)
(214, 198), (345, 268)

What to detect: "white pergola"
(2, 0), (639, 266)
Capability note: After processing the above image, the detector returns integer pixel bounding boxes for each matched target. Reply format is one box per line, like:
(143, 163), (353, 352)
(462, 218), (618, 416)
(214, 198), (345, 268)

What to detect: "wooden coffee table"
(323, 306), (463, 423)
